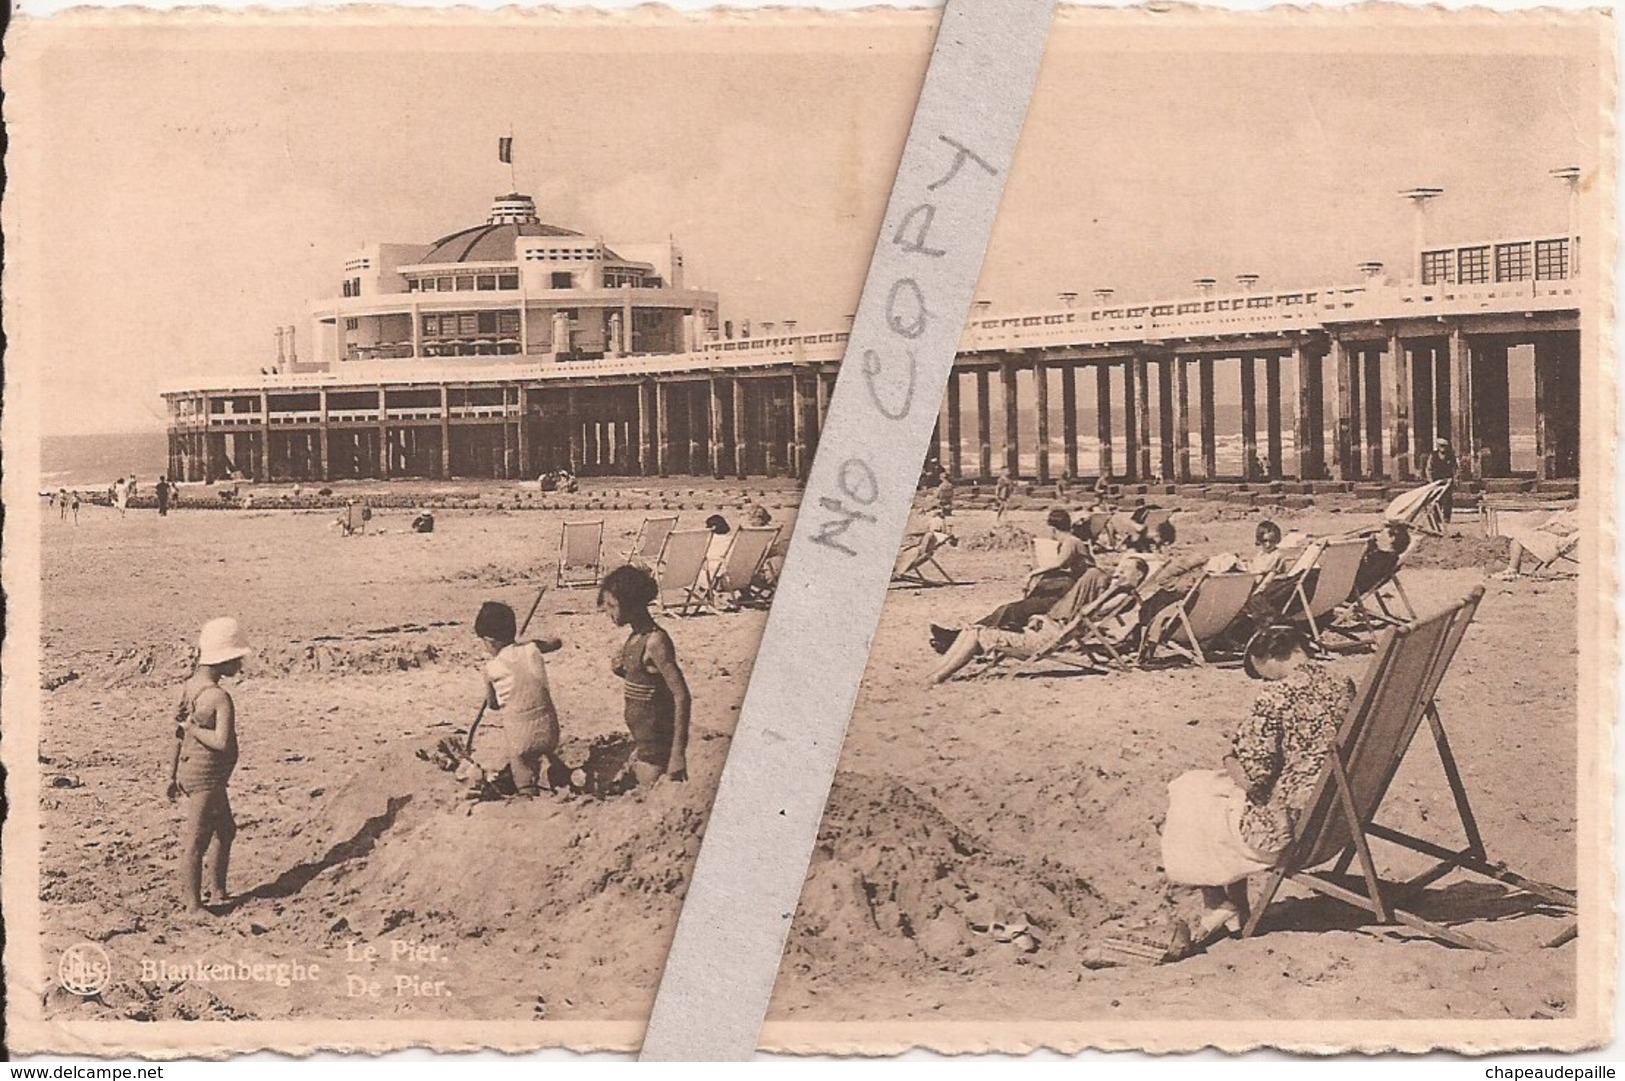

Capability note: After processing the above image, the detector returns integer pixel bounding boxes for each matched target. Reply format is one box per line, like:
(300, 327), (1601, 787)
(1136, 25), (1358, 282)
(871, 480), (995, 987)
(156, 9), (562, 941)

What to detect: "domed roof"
(421, 221), (584, 265)
(418, 194), (585, 264)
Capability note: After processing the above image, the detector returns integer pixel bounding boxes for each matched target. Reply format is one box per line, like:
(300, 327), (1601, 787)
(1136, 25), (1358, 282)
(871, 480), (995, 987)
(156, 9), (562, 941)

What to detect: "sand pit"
(32, 487), (1579, 1030)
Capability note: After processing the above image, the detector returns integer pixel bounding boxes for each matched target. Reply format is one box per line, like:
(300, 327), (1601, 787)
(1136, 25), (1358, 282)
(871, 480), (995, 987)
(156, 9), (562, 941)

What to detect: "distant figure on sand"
(113, 477), (129, 518)
(599, 565), (692, 786)
(169, 617), (250, 914)
(993, 471), (1016, 521)
(1158, 627), (1355, 961)
(1424, 439), (1458, 525)
(70, 491), (81, 523)
(56, 488), (69, 521)
(935, 477), (955, 518)
(156, 476), (172, 516)
(473, 601), (566, 797)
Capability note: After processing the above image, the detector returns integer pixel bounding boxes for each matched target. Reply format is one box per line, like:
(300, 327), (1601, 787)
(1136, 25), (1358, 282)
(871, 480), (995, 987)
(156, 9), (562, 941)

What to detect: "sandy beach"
(33, 481), (1578, 1031)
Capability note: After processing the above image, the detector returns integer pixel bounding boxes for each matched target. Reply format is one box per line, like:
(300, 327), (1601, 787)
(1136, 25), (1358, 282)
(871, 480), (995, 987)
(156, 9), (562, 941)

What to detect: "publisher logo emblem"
(59, 941), (111, 996)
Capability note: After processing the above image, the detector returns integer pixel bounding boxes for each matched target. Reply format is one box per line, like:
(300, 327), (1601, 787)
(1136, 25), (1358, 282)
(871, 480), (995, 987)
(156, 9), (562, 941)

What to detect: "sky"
(9, 10), (1606, 434)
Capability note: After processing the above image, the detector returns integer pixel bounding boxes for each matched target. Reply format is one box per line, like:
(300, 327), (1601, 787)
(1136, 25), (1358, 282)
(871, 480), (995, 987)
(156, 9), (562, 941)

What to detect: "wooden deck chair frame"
(1241, 588), (1576, 951)
(1390, 480), (1450, 538)
(1282, 538), (1370, 651)
(892, 531), (957, 588)
(653, 528), (715, 616)
(556, 519), (605, 588)
(1350, 561), (1419, 631)
(626, 514), (679, 568)
(1142, 570), (1256, 666)
(706, 525), (781, 609)
(343, 502), (366, 537)
(1003, 589), (1141, 677)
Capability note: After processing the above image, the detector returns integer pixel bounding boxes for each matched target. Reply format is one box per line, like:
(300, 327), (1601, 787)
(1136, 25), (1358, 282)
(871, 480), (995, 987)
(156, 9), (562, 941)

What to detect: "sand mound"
(1405, 531), (1509, 572)
(787, 773), (1104, 976)
(958, 524), (1034, 552)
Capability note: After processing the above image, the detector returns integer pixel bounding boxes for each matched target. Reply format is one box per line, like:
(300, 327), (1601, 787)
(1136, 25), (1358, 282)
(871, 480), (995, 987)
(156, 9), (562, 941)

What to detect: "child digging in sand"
(168, 617), (249, 914)
(473, 601), (567, 797)
(598, 565), (692, 786)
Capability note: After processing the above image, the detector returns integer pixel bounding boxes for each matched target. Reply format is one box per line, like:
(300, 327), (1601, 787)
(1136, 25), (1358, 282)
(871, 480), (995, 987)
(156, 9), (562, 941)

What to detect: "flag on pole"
(498, 137), (513, 164)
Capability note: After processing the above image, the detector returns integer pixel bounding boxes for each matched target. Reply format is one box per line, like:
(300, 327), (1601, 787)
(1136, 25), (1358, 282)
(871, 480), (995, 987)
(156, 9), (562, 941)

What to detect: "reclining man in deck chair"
(1157, 626), (1357, 961)
(1349, 521), (1411, 600)
(925, 556), (1149, 684)
(1496, 508), (1580, 581)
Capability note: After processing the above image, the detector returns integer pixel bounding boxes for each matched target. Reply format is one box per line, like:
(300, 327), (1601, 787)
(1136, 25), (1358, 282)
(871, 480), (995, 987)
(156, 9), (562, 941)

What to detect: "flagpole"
(508, 125), (516, 191)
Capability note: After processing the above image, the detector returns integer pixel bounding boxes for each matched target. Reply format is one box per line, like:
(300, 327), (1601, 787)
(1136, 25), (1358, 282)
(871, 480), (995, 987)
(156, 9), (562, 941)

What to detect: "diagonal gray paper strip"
(640, 0), (1056, 1060)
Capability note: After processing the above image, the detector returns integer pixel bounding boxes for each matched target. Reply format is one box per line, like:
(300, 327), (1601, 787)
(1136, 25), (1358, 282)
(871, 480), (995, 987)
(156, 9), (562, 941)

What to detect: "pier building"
(163, 195), (1583, 487)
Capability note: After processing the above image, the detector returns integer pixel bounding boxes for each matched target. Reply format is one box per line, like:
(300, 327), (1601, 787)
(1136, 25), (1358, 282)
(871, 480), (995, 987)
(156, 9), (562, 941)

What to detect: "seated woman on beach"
(974, 509), (1094, 632)
(703, 514), (732, 577)
(1496, 509), (1580, 580)
(1349, 521), (1411, 600)
(600, 565), (692, 785)
(1158, 626), (1356, 960)
(926, 557), (1150, 683)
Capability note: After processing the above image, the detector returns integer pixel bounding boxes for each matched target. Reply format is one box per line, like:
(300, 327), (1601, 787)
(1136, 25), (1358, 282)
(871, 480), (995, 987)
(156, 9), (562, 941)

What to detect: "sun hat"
(198, 617), (251, 666)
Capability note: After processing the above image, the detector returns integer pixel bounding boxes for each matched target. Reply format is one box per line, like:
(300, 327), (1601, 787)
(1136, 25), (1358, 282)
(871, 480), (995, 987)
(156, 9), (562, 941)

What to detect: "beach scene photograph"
(4, 7), (1611, 1053)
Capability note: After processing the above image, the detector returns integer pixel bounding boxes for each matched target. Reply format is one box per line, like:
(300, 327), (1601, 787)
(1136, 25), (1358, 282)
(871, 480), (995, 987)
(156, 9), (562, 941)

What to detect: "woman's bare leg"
(180, 791), (212, 911)
(205, 789), (236, 905)
(927, 629), (984, 684)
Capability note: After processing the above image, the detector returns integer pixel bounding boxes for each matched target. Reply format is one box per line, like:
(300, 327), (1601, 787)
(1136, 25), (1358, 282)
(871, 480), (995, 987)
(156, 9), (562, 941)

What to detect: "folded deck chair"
(1242, 587), (1576, 951)
(626, 514), (678, 568)
(556, 519), (605, 588)
(342, 502), (366, 537)
(1141, 570), (1256, 666)
(892, 530), (956, 588)
(1281, 538), (1370, 651)
(707, 525), (781, 609)
(1385, 480), (1451, 537)
(654, 528), (714, 616)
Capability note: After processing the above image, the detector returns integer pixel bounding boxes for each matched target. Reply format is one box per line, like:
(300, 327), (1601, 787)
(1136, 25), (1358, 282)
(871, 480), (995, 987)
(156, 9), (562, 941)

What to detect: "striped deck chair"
(1242, 588), (1576, 950)
(1281, 538), (1370, 651)
(556, 519), (604, 588)
(708, 525), (781, 609)
(892, 531), (956, 588)
(1385, 480), (1451, 538)
(626, 514), (678, 568)
(654, 529), (714, 616)
(1141, 571), (1256, 666)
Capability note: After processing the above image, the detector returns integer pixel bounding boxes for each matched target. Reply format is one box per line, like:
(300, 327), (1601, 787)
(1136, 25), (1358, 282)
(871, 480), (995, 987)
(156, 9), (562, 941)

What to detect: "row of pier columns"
(938, 328), (1579, 486)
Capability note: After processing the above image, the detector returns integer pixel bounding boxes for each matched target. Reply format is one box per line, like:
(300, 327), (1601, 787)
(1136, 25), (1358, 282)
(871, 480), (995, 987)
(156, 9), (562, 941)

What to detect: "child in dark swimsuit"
(168, 617), (249, 914)
(598, 565), (692, 786)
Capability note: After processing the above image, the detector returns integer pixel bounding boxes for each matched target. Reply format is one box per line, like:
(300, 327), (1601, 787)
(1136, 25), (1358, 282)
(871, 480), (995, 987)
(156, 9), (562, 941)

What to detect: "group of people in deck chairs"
(923, 511), (1414, 684)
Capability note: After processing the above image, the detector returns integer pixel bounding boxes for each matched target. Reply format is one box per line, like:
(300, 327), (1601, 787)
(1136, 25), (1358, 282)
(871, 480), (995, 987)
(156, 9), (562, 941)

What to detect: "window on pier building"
(1535, 239), (1570, 280)
(1457, 246), (1491, 284)
(498, 271), (520, 290)
(438, 276), (454, 291)
(1421, 250), (1455, 285)
(455, 275), (476, 291)
(551, 271), (574, 289)
(1495, 242), (1533, 282)
(341, 277), (362, 297)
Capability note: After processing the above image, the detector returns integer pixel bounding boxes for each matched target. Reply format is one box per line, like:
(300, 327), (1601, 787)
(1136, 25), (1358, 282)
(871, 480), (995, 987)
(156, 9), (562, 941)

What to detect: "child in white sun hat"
(168, 617), (250, 914)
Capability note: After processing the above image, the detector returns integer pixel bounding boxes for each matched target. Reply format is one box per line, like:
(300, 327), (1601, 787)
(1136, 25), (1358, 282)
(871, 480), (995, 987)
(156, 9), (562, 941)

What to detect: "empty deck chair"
(1280, 538), (1370, 651)
(707, 525), (781, 608)
(1385, 480), (1451, 537)
(1346, 541), (1418, 631)
(556, 519), (605, 588)
(1141, 571), (1257, 666)
(654, 529), (714, 616)
(626, 514), (678, 569)
(1241, 588), (1576, 950)
(341, 501), (367, 537)
(892, 530), (957, 588)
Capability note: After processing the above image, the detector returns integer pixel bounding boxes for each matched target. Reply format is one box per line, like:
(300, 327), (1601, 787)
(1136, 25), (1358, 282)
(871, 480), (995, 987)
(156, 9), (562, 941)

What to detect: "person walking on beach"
(113, 477), (130, 518)
(56, 488), (69, 521)
(70, 491), (81, 524)
(1424, 438), (1458, 526)
(156, 475), (172, 516)
(168, 617), (249, 914)
(993, 470), (1016, 522)
(599, 565), (692, 786)
(472, 600), (566, 797)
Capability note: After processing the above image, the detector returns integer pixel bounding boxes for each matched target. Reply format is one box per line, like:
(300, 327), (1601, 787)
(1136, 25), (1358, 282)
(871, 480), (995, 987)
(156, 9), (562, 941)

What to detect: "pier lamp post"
(275, 326), (287, 367)
(761, 322), (776, 336)
(1090, 288), (1113, 309)
(1357, 261), (1385, 282)
(1235, 274), (1259, 293)
(1399, 187), (1445, 282)
(1193, 278), (1216, 296)
(973, 300), (993, 315)
(1057, 291), (1078, 309)
(784, 319), (797, 333)
(843, 314), (856, 330)
(1550, 166), (1581, 273)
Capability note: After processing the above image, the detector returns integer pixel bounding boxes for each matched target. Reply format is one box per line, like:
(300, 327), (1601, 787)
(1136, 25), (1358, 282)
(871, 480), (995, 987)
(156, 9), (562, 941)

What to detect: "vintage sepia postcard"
(2, 4), (1615, 1058)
